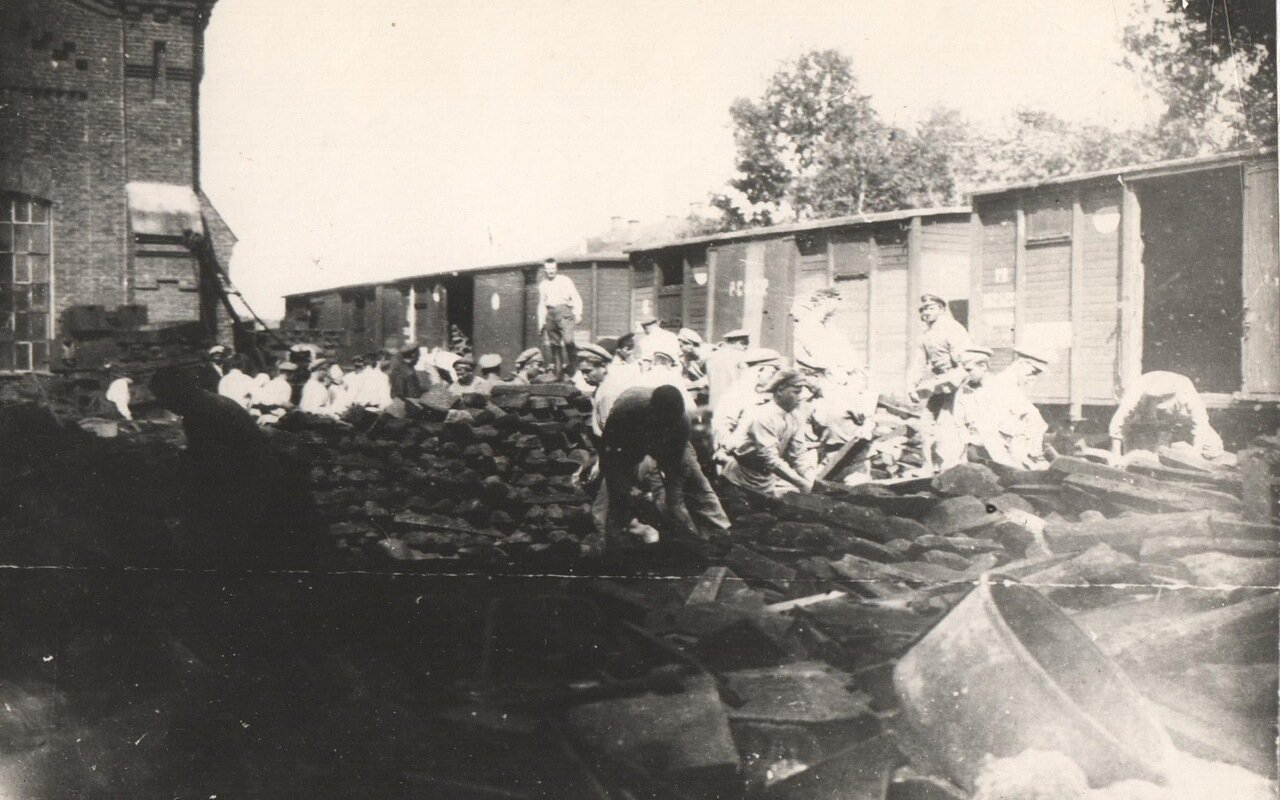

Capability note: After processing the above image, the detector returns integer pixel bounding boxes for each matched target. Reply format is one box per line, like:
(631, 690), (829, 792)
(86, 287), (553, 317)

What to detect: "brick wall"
(0, 0), (227, 368)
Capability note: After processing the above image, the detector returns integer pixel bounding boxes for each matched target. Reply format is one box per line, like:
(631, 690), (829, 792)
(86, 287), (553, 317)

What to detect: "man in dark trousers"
(150, 367), (314, 566)
(597, 383), (729, 551)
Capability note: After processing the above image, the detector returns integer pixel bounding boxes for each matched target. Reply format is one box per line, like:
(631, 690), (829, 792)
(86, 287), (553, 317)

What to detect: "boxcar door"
(474, 270), (527, 368)
(709, 243), (748, 340)
(1242, 160), (1280, 399)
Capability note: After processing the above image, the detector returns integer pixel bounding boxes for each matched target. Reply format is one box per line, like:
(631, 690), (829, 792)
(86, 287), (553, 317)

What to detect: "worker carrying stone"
(908, 294), (972, 471)
(1109, 371), (1225, 461)
(795, 353), (878, 482)
(536, 257), (583, 380)
(720, 368), (815, 497)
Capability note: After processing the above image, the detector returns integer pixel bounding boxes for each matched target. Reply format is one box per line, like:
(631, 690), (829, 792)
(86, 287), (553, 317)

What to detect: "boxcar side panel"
(1080, 187), (1122, 403)
(1021, 237), (1072, 402)
(594, 264), (632, 338)
(474, 270), (528, 368)
(560, 264), (594, 343)
(709, 243), (747, 340)
(976, 202), (1017, 372)
(870, 228), (910, 396)
(413, 280), (450, 349)
(761, 237), (797, 353)
(919, 219), (971, 303)
(683, 251), (710, 338)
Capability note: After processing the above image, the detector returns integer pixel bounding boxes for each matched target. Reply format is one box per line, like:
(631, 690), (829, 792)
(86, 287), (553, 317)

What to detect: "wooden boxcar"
(968, 148), (1279, 416)
(282, 253), (633, 373)
(628, 207), (972, 397)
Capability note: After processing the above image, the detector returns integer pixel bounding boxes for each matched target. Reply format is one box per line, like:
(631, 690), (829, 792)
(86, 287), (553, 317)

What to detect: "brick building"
(0, 0), (235, 372)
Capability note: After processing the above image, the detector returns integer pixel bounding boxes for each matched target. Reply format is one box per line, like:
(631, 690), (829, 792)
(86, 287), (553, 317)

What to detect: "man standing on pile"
(720, 369), (814, 497)
(1109, 371), (1225, 461)
(537, 258), (583, 380)
(704, 328), (750, 408)
(908, 294), (972, 472)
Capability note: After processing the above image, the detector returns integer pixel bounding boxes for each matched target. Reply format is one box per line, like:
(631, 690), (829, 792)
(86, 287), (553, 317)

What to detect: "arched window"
(0, 195), (53, 371)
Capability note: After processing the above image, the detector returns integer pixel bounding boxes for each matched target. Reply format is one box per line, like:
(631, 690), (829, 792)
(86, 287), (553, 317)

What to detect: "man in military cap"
(720, 369), (814, 497)
(473, 353), (504, 394)
(712, 347), (782, 458)
(909, 294), (972, 472)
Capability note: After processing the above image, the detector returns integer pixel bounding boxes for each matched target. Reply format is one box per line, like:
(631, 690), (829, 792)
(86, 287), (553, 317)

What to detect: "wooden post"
(906, 216), (923, 358)
(590, 261), (599, 342)
(866, 232), (881, 388)
(1069, 194), (1086, 420)
(704, 247), (717, 340)
(681, 253), (691, 331)
(968, 210), (985, 347)
(1119, 181), (1144, 400)
(1013, 205), (1027, 351)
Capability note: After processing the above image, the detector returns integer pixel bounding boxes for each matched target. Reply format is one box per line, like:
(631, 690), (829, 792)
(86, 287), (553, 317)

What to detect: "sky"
(200, 0), (1163, 318)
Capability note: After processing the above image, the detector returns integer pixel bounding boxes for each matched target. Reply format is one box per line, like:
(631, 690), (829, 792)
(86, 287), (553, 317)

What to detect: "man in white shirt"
(712, 347), (782, 457)
(1109, 371), (1224, 460)
(253, 361), (297, 425)
(300, 364), (337, 418)
(350, 351), (393, 412)
(217, 354), (256, 411)
(537, 258), (583, 380)
(104, 365), (134, 421)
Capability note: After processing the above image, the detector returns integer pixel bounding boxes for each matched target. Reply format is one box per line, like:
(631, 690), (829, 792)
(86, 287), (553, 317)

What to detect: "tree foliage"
(1122, 0), (1276, 155)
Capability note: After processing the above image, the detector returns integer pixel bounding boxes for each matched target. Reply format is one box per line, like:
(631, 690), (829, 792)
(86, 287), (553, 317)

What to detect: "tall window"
(0, 196), (52, 371)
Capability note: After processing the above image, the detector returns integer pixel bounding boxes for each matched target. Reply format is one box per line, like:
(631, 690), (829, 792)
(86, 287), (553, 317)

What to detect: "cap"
(764, 368), (808, 393)
(1014, 345), (1052, 368)
(638, 315), (660, 327)
(478, 353), (502, 370)
(594, 336), (618, 355)
(959, 345), (994, 364)
(514, 347), (543, 367)
(743, 347), (782, 366)
(577, 343), (612, 364)
(277, 361), (299, 372)
(919, 294), (947, 310)
(723, 328), (750, 342)
(794, 352), (827, 371)
(677, 328), (703, 346)
(207, 345), (228, 355)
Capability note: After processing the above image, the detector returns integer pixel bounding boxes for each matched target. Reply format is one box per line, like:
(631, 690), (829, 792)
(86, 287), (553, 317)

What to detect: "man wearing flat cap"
(509, 347), (546, 385)
(537, 258), (583, 380)
(721, 369), (815, 497)
(712, 347), (782, 460)
(447, 354), (482, 396)
(473, 353), (503, 394)
(909, 294), (973, 471)
(988, 345), (1053, 469)
(944, 346), (1042, 471)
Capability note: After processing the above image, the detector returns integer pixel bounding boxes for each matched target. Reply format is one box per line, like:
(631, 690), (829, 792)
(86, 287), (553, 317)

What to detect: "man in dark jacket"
(388, 346), (423, 400)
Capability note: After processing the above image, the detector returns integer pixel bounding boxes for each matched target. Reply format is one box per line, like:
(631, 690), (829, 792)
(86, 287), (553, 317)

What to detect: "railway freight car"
(282, 252), (633, 374)
(628, 207), (972, 398)
(968, 148), (1279, 418)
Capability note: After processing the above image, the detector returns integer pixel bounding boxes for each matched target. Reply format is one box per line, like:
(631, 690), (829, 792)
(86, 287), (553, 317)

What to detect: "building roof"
(628, 206), (972, 253)
(968, 147), (1278, 198)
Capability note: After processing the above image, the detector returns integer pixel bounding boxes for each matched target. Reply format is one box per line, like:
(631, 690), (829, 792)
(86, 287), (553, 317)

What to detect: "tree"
(1122, 0), (1276, 155)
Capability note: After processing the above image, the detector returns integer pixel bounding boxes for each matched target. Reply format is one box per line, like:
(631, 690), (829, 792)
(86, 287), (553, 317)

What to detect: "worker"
(945, 346), (1030, 471)
(711, 347), (782, 457)
(704, 328), (750, 408)
(605, 333), (641, 387)
(149, 366), (315, 565)
(388, 346), (423, 400)
(988, 346), (1053, 470)
(195, 345), (227, 393)
(677, 328), (708, 403)
(252, 361), (296, 425)
(537, 257), (583, 380)
(576, 343), (612, 396)
(509, 348), (546, 385)
(104, 365), (134, 421)
(596, 381), (731, 551)
(473, 354), (503, 394)
(217, 353), (256, 411)
(299, 364), (338, 418)
(720, 369), (814, 497)
(447, 354), (483, 395)
(796, 353), (878, 482)
(908, 294), (973, 472)
(1109, 371), (1224, 460)
(350, 351), (393, 411)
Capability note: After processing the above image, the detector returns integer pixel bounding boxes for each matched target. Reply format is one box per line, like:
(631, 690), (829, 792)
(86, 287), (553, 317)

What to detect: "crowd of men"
(102, 260), (1230, 554)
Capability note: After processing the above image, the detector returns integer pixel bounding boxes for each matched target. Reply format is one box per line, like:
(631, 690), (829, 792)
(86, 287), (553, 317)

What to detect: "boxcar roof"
(628, 206), (972, 253)
(968, 146), (1278, 198)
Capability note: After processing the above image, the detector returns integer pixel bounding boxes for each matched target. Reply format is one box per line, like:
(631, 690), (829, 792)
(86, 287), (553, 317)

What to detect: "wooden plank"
(1241, 161), (1280, 397)
(1051, 456), (1243, 512)
(705, 247), (718, 340)
(813, 437), (872, 483)
(1069, 193), (1085, 419)
(1119, 181), (1143, 397)
(906, 215), (923, 361)
(967, 211), (984, 363)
